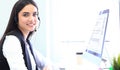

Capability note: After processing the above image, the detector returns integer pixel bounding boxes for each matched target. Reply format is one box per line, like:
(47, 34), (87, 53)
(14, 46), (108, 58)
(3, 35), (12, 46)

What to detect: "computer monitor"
(83, 9), (109, 66)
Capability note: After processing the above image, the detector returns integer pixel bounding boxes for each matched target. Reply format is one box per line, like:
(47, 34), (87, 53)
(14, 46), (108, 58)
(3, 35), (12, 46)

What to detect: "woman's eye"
(33, 13), (38, 17)
(23, 13), (29, 17)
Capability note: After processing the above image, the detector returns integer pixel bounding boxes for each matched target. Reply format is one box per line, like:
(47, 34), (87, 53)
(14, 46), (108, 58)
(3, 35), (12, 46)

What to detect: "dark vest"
(0, 29), (38, 70)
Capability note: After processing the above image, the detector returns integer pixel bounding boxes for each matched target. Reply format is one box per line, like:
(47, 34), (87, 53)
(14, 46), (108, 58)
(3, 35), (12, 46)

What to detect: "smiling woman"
(0, 0), (51, 70)
(18, 4), (39, 39)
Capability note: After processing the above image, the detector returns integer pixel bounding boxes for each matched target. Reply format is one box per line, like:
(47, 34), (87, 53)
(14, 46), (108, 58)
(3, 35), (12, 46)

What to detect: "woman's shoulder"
(6, 35), (19, 41)
(4, 35), (21, 45)
(3, 35), (22, 55)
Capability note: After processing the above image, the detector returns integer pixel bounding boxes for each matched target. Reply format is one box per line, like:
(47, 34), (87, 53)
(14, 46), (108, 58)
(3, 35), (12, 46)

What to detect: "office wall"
(0, 1), (15, 37)
(0, 0), (47, 56)
(47, 0), (101, 65)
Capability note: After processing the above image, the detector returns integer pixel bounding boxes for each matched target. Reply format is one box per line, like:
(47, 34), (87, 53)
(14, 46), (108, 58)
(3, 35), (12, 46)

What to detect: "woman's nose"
(29, 16), (34, 22)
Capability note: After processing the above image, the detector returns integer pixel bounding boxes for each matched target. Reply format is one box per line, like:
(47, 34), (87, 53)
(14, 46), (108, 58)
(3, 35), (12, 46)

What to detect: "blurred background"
(0, 0), (119, 69)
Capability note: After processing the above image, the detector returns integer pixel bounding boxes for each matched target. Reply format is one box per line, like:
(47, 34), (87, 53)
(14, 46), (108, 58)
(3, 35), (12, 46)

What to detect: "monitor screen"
(83, 9), (109, 66)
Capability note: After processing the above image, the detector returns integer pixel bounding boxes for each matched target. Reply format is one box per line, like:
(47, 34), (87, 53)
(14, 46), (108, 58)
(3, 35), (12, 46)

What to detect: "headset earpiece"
(14, 16), (18, 24)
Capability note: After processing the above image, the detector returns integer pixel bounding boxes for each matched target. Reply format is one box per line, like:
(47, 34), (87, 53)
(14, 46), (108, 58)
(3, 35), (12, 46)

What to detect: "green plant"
(112, 54), (120, 70)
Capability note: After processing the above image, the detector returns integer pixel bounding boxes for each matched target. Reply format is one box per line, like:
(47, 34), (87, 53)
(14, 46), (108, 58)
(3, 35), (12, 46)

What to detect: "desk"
(52, 55), (111, 70)
(53, 58), (101, 70)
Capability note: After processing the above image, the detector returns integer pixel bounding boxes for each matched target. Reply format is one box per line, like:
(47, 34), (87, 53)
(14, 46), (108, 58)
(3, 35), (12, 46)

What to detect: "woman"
(0, 0), (51, 70)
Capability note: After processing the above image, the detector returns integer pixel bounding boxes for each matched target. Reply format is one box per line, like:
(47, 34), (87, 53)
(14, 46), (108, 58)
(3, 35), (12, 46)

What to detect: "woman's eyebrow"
(23, 12), (29, 14)
(23, 11), (38, 14)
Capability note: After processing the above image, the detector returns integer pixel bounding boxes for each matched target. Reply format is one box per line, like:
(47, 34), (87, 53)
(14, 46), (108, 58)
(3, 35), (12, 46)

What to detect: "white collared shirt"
(3, 35), (50, 70)
(3, 35), (27, 70)
(3, 35), (36, 70)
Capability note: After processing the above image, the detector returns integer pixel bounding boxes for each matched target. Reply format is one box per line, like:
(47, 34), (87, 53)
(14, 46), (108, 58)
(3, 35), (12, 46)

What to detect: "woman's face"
(18, 4), (38, 34)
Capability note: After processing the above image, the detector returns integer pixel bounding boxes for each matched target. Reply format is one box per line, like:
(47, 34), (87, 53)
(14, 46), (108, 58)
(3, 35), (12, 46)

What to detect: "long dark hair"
(1, 0), (39, 40)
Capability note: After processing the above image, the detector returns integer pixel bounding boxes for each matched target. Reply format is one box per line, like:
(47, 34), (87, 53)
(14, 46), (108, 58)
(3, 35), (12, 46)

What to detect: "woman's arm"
(33, 49), (53, 70)
(3, 35), (27, 70)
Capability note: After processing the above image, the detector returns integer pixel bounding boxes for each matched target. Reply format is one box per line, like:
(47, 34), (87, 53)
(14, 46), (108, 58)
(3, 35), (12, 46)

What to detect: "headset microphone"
(35, 17), (40, 32)
(38, 17), (40, 21)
